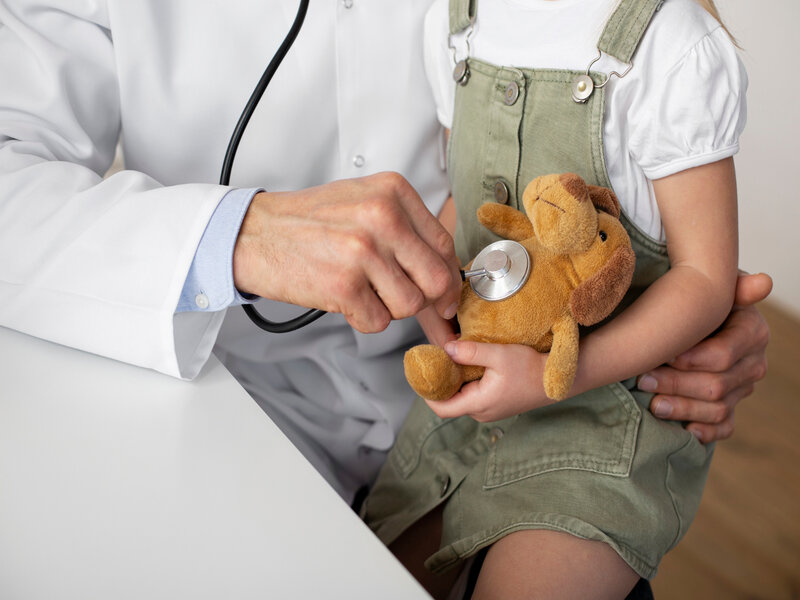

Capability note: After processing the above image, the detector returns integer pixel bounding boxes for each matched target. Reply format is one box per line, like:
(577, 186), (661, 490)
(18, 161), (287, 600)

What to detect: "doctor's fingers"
(358, 197), (460, 317)
(640, 347), (767, 405)
(361, 172), (461, 316)
(650, 384), (748, 444)
(338, 279), (393, 333)
(390, 178), (462, 316)
(667, 303), (770, 373)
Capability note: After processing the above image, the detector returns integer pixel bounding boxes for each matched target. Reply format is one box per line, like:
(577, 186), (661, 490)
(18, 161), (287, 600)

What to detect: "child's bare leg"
(472, 529), (639, 600)
(389, 505), (461, 600)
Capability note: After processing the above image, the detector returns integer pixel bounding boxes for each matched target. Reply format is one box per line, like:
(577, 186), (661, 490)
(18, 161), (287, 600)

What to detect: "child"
(362, 0), (746, 597)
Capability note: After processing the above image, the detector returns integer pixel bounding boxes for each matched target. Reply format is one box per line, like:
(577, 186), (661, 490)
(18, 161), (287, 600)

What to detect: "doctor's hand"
(637, 272), (772, 443)
(232, 172), (462, 333)
(424, 341), (552, 422)
(416, 304), (459, 348)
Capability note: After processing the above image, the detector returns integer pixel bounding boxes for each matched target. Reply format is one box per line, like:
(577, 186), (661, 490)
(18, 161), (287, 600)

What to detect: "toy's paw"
(543, 366), (573, 401)
(404, 344), (464, 401)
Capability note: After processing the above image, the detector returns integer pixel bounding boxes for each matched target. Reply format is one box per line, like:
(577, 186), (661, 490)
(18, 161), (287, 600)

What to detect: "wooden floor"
(652, 302), (800, 599)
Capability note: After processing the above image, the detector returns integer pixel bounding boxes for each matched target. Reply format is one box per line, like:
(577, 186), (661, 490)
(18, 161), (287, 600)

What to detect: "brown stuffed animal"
(404, 173), (636, 401)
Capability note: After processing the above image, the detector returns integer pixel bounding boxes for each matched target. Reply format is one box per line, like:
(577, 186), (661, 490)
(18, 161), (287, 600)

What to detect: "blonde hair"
(695, 0), (739, 46)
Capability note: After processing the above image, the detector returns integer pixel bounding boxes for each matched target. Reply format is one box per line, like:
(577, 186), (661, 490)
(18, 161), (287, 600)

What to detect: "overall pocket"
(484, 383), (642, 488)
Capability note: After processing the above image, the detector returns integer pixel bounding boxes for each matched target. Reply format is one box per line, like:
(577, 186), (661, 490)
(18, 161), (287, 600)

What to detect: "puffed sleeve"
(627, 27), (748, 180)
(423, 0), (457, 130)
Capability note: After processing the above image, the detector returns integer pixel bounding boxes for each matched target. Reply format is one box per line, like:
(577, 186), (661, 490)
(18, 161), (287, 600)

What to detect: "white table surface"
(0, 325), (430, 599)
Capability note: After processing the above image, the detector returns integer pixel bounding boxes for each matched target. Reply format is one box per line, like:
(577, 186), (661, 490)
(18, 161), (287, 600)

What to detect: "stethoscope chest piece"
(462, 240), (531, 301)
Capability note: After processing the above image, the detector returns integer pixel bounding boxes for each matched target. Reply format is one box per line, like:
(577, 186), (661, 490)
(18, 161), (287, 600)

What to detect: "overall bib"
(363, 0), (713, 579)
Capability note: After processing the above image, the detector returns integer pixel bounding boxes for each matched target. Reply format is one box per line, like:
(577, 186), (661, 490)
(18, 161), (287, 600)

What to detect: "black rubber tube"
(219, 0), (325, 333)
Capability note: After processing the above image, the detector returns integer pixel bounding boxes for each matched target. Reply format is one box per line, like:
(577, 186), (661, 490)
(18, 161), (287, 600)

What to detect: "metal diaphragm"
(467, 240), (531, 301)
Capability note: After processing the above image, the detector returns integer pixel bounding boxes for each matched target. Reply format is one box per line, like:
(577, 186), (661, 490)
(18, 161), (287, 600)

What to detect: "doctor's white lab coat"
(0, 0), (449, 500)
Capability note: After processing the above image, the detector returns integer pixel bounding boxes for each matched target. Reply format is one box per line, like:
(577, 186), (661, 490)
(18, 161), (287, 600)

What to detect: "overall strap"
(598, 0), (664, 64)
(449, 0), (476, 35)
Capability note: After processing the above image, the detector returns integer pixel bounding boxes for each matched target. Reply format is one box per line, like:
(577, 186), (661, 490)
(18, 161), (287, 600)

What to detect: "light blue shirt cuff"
(176, 188), (262, 313)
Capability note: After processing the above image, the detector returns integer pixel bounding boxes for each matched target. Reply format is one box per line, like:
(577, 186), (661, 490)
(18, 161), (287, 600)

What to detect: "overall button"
(504, 81), (520, 106)
(453, 60), (470, 86)
(494, 180), (510, 205)
(488, 427), (505, 445)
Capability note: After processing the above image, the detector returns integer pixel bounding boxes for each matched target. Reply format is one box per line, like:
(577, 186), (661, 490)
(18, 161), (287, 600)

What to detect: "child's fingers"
(423, 380), (487, 421)
(444, 340), (501, 369)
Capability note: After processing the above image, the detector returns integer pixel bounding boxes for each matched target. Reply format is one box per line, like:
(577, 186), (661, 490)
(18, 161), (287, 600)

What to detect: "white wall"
(717, 0), (800, 318)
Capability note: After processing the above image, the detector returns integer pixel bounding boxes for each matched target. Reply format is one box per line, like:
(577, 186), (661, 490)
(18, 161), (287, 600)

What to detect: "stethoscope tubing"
(219, 0), (325, 333)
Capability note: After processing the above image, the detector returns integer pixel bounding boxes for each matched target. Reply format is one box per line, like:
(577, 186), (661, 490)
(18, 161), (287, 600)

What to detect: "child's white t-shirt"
(423, 0), (748, 242)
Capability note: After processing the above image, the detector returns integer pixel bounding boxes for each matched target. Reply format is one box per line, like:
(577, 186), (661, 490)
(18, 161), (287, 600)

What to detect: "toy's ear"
(569, 245), (636, 325)
(587, 185), (621, 218)
(477, 203), (535, 241)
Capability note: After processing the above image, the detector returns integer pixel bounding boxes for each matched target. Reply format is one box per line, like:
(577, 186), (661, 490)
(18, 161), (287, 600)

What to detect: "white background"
(718, 0), (800, 318)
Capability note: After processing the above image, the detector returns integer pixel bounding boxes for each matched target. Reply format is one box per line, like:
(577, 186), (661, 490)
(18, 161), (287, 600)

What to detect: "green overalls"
(363, 0), (713, 580)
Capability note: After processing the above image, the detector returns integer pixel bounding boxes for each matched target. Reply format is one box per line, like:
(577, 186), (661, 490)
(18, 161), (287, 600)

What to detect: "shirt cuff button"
(195, 293), (210, 310)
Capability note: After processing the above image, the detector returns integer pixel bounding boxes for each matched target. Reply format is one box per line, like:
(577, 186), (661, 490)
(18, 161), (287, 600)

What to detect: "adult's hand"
(232, 172), (462, 333)
(637, 272), (772, 443)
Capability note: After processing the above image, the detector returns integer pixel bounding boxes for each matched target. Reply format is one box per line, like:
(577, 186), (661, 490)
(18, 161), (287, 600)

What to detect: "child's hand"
(424, 340), (552, 422)
(416, 305), (459, 348)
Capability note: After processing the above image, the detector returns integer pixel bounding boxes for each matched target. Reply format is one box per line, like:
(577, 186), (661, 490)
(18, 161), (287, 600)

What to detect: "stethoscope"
(221, 0), (531, 333)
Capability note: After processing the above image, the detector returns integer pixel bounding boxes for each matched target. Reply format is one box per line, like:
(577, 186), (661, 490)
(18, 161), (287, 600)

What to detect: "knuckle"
(425, 264), (453, 299)
(706, 377), (727, 402)
(657, 369), (679, 395)
(374, 171), (410, 199)
(460, 342), (478, 362)
(396, 290), (425, 319)
(332, 279), (359, 308)
(710, 403), (729, 424)
(434, 228), (457, 260)
(343, 231), (377, 262)
(362, 196), (398, 229)
(753, 359), (768, 382)
(706, 338), (735, 371)
(718, 419), (735, 440)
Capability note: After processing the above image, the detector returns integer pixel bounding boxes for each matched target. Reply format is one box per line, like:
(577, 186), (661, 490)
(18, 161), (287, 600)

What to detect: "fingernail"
(638, 374), (658, 392)
(652, 399), (672, 418)
(689, 429), (704, 442)
(444, 341), (457, 357)
(443, 302), (458, 320)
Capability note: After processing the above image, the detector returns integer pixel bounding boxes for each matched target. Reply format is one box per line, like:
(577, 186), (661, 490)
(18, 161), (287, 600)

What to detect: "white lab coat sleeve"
(0, 1), (230, 379)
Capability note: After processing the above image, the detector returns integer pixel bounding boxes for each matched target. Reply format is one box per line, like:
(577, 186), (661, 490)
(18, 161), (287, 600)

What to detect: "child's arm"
(574, 157), (738, 392)
(427, 158), (739, 421)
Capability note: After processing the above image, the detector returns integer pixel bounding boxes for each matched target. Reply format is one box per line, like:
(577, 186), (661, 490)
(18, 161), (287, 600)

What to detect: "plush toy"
(405, 173), (637, 402)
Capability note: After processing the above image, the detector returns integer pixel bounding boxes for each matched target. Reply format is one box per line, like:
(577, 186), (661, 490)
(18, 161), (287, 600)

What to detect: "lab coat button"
(195, 293), (210, 310)
(353, 154), (365, 168)
(494, 180), (509, 205)
(504, 81), (520, 106)
(342, 0), (353, 8)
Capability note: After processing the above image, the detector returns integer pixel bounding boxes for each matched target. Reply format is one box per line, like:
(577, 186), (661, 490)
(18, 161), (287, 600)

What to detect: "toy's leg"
(404, 344), (466, 402)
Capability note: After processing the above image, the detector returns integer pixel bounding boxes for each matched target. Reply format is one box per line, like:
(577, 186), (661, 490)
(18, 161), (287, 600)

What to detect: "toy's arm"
(544, 315), (580, 400)
(477, 203), (535, 241)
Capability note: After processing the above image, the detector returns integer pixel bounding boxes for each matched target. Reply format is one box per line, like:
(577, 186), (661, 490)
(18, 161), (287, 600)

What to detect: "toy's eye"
(599, 230), (608, 242)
